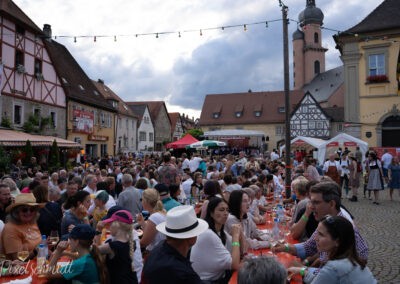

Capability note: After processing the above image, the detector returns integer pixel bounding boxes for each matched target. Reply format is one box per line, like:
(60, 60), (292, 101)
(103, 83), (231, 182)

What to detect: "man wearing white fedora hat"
(143, 205), (208, 284)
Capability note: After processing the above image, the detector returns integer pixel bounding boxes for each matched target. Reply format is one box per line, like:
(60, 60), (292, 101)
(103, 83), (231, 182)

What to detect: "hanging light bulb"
(114, 35), (117, 42)
(200, 29), (203, 36)
(74, 36), (77, 43)
(178, 32), (181, 38)
(244, 24), (247, 31)
(54, 36), (57, 39)
(135, 34), (138, 37)
(156, 33), (159, 38)
(221, 27), (225, 30)
(265, 21), (269, 28)
(94, 36), (97, 42)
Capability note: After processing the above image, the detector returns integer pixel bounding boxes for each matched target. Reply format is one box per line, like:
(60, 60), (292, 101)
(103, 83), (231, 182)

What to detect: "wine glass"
(17, 244), (29, 262)
(49, 230), (59, 246)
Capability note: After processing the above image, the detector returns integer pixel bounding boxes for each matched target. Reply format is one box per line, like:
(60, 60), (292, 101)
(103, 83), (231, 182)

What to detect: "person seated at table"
(191, 197), (242, 282)
(137, 188), (166, 253)
(142, 205), (208, 284)
(32, 184), (63, 237)
(60, 190), (91, 239)
(2, 193), (43, 260)
(200, 180), (221, 219)
(47, 224), (107, 283)
(288, 216), (376, 283)
(92, 190), (109, 228)
(97, 210), (138, 284)
(243, 187), (265, 225)
(238, 256), (287, 284)
(273, 182), (368, 264)
(225, 190), (269, 250)
(191, 172), (204, 199)
(251, 184), (270, 215)
(289, 177), (313, 241)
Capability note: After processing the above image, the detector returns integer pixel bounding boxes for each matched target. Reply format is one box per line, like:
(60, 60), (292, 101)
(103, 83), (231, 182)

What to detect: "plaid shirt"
(294, 210), (369, 262)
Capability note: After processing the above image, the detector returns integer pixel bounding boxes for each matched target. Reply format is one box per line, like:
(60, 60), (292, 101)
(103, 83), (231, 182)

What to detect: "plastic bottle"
(272, 217), (280, 243)
(37, 244), (46, 273)
(277, 204), (285, 221)
(41, 235), (48, 259)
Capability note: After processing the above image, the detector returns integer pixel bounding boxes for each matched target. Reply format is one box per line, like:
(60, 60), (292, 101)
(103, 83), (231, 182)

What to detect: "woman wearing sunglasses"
(288, 215), (376, 283)
(2, 193), (43, 260)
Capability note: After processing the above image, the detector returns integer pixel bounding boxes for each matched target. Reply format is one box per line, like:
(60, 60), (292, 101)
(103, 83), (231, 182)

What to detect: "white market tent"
(322, 133), (369, 164)
(281, 133), (369, 165)
(280, 136), (327, 163)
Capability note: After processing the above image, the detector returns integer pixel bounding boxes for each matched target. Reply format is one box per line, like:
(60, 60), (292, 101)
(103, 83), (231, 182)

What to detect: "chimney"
(43, 24), (52, 41)
(98, 79), (104, 84)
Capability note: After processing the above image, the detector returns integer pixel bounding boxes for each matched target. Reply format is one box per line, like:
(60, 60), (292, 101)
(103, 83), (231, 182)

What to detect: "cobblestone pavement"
(341, 188), (400, 283)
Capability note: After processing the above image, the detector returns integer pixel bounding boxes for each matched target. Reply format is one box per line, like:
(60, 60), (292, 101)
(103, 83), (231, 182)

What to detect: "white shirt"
(146, 212), (166, 251)
(339, 158), (350, 176)
(189, 157), (202, 173)
(381, 153), (393, 169)
(182, 158), (190, 170)
(323, 160), (340, 173)
(182, 178), (193, 198)
(271, 152), (280, 161)
(190, 229), (232, 281)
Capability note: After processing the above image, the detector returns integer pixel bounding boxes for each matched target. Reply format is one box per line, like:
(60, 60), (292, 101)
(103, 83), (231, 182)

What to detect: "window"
(14, 105), (22, 125)
(254, 111), (261, 117)
(33, 108), (41, 117)
(50, 111), (56, 128)
(112, 101), (118, 108)
(78, 85), (85, 91)
(213, 113), (220, 119)
(278, 107), (285, 113)
(101, 144), (107, 157)
(149, 133), (154, 141)
(15, 50), (24, 67)
(337, 124), (343, 131)
(314, 32), (319, 44)
(235, 112), (242, 118)
(34, 59), (42, 74)
(314, 60), (320, 74)
(139, 131), (146, 141)
(276, 126), (284, 135)
(368, 54), (385, 76)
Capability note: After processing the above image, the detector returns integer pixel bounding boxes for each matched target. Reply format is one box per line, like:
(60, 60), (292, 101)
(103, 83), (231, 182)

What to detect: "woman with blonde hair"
(137, 188), (166, 252)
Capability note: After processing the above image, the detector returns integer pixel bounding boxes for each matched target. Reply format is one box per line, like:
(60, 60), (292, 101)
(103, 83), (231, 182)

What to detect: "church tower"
(293, 0), (327, 89)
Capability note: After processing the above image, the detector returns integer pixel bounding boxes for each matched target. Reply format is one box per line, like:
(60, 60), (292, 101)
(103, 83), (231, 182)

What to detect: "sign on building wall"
(73, 110), (94, 134)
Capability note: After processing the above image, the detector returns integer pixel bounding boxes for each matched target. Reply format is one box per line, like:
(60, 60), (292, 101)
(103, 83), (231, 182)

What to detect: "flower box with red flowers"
(366, 74), (388, 83)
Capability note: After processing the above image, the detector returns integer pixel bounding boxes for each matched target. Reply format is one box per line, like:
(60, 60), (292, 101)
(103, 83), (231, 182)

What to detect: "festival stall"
(280, 136), (327, 163)
(165, 134), (198, 149)
(322, 133), (369, 163)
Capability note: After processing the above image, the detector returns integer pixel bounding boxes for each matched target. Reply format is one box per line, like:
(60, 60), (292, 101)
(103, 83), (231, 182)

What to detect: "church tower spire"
(293, 0), (327, 89)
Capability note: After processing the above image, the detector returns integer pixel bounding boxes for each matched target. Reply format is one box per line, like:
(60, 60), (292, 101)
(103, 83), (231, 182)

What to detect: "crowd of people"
(0, 146), (391, 283)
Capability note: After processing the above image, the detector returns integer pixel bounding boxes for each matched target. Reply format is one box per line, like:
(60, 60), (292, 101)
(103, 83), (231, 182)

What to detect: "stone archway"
(382, 115), (400, 147)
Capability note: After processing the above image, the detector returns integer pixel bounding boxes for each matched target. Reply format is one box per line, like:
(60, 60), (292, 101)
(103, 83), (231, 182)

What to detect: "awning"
(0, 129), (81, 148)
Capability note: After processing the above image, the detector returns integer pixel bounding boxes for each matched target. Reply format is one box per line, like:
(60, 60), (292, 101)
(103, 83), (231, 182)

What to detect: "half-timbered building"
(290, 92), (330, 139)
(0, 1), (66, 137)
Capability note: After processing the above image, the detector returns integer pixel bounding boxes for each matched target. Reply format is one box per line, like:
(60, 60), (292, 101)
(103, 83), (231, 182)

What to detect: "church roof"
(298, 0), (324, 27)
(302, 66), (344, 103)
(345, 0), (400, 34)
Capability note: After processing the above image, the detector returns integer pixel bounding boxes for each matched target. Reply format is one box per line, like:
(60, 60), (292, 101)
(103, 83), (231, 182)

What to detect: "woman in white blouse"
(191, 197), (242, 283)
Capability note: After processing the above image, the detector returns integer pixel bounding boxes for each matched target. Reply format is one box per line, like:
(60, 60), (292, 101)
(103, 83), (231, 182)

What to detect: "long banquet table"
(228, 214), (303, 284)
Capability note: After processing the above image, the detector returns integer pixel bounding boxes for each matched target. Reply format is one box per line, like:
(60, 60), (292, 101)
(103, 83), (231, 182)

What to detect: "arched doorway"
(382, 115), (400, 146)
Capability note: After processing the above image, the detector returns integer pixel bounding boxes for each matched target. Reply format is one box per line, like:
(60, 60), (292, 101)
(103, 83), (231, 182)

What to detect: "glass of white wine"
(17, 244), (29, 262)
(49, 230), (59, 245)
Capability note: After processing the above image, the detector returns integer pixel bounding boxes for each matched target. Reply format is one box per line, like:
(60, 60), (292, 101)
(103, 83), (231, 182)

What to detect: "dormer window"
(278, 107), (285, 113)
(93, 90), (99, 96)
(112, 101), (118, 108)
(254, 104), (262, 117)
(213, 113), (220, 119)
(213, 105), (222, 119)
(235, 105), (243, 118)
(61, 77), (68, 84)
(78, 85), (85, 91)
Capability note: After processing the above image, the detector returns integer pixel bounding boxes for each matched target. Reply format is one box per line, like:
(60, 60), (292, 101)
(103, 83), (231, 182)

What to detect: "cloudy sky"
(15, 0), (383, 118)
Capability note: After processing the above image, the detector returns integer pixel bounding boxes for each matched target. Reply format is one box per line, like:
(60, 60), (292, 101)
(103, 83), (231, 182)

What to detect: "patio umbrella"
(187, 140), (226, 149)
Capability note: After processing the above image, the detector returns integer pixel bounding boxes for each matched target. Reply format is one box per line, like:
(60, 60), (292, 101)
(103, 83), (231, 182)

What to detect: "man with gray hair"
(238, 256), (287, 284)
(117, 173), (142, 217)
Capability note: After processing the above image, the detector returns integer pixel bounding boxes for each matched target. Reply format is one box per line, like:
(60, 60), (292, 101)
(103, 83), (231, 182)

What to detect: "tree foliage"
(49, 139), (60, 172)
(24, 140), (34, 165)
(0, 145), (10, 174)
(186, 129), (204, 140)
